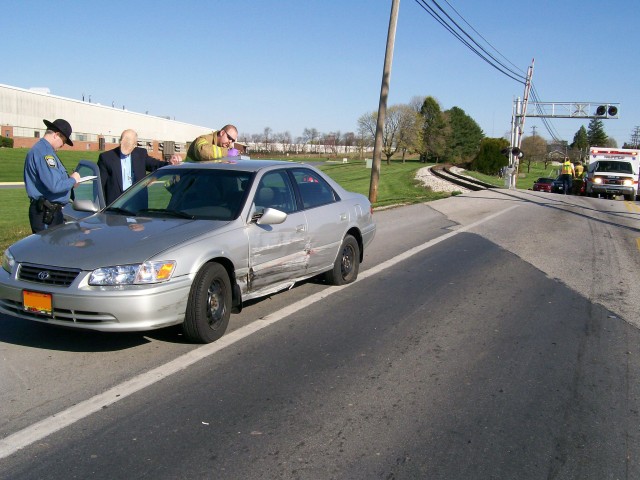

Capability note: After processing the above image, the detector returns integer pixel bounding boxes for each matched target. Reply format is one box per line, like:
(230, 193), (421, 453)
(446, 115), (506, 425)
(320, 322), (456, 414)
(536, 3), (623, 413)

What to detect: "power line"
(414, 0), (526, 84)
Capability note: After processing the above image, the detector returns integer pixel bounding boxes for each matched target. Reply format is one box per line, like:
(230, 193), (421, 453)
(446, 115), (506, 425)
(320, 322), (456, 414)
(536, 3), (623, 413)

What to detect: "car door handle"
(296, 224), (306, 232)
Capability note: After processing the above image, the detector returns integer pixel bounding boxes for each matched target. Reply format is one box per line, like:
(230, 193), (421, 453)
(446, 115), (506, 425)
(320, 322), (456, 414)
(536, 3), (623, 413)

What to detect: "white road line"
(0, 203), (519, 459)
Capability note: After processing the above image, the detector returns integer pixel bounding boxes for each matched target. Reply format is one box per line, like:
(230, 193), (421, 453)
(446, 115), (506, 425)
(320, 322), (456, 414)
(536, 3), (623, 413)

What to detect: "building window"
(4, 131), (9, 137)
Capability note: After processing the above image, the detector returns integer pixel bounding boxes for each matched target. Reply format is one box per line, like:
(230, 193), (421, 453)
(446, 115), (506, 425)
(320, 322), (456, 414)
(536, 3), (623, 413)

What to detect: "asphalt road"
(1, 189), (639, 479)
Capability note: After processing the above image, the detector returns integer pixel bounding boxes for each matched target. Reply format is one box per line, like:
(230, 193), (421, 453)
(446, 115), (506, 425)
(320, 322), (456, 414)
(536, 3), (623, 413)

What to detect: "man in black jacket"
(98, 129), (181, 204)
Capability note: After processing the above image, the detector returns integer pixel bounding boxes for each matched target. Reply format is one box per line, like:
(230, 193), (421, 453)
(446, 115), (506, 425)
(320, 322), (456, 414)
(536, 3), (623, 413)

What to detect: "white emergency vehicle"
(586, 147), (639, 200)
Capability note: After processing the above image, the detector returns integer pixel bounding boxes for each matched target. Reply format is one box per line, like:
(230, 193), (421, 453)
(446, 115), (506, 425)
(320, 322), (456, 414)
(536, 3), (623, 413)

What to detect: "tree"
(262, 127), (272, 152)
(520, 135), (548, 173)
(302, 127), (319, 154)
(444, 106), (484, 163)
(571, 125), (589, 151)
(419, 96), (448, 163)
(396, 105), (420, 163)
(357, 105), (407, 164)
(471, 137), (509, 175)
(587, 118), (607, 147)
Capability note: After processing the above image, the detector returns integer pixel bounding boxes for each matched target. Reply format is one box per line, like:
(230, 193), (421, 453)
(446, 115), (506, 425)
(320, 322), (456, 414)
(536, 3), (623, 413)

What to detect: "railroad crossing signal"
(520, 102), (620, 119)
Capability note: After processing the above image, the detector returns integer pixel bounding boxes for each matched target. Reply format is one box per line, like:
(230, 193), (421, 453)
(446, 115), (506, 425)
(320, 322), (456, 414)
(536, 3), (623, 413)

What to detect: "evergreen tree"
(471, 138), (509, 175)
(587, 118), (607, 147)
(571, 125), (589, 150)
(419, 96), (448, 163)
(445, 106), (484, 163)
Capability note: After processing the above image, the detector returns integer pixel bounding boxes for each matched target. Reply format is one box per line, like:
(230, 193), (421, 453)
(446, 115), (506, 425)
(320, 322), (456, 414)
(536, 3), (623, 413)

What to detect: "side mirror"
(72, 198), (100, 213)
(254, 207), (287, 225)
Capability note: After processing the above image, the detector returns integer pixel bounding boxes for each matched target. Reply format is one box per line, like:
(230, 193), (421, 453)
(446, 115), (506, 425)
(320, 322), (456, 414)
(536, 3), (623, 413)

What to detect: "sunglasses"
(223, 130), (236, 143)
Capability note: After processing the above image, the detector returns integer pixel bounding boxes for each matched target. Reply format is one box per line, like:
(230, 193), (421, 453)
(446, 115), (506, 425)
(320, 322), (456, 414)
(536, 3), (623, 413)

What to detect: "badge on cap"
(45, 155), (57, 168)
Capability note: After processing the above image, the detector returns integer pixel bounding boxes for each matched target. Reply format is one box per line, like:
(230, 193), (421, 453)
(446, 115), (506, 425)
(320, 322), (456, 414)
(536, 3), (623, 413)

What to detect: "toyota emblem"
(37, 271), (50, 281)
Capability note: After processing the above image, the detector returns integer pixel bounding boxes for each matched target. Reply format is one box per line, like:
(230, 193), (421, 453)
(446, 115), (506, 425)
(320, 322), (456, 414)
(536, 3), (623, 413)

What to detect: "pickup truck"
(584, 160), (637, 201)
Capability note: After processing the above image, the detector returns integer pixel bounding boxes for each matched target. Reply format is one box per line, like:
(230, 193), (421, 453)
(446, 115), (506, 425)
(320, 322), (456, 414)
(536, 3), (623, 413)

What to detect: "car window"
(111, 169), (252, 220)
(254, 170), (296, 214)
(291, 168), (337, 209)
(71, 161), (103, 207)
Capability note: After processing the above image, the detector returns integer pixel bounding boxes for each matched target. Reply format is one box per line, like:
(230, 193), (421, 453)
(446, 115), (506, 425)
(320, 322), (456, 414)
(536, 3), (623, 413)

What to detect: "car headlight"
(623, 179), (633, 186)
(89, 261), (176, 286)
(2, 249), (15, 274)
(594, 177), (602, 184)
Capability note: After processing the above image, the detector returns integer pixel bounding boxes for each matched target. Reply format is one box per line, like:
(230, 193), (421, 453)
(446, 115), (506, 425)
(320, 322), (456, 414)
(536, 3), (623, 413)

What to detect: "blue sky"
(4, 0), (638, 146)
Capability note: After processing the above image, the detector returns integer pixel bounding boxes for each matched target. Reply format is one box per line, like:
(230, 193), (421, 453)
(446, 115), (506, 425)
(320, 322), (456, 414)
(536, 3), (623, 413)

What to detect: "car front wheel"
(183, 262), (231, 343)
(324, 234), (360, 286)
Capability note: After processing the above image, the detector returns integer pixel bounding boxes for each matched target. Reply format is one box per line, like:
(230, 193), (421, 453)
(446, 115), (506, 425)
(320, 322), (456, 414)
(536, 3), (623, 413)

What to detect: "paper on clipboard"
(77, 175), (97, 183)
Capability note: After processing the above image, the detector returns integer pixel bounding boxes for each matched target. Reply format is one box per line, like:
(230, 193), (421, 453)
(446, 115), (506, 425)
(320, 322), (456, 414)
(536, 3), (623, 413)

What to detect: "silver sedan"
(0, 160), (376, 343)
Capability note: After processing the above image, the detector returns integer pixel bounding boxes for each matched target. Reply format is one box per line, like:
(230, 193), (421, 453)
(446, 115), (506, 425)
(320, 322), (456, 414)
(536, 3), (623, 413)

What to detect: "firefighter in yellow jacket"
(186, 124), (239, 161)
(560, 157), (575, 195)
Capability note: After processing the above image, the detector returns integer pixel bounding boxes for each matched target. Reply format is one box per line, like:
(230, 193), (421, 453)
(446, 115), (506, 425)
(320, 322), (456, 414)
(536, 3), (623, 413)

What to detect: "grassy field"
(1, 147), (559, 253)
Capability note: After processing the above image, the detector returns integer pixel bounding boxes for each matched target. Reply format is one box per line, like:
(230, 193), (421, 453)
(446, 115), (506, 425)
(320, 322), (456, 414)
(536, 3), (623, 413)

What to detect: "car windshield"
(595, 161), (633, 174)
(107, 168), (254, 220)
(537, 178), (554, 184)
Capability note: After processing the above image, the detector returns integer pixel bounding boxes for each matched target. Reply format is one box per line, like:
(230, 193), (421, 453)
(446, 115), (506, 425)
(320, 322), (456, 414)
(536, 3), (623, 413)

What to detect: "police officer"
(24, 119), (81, 233)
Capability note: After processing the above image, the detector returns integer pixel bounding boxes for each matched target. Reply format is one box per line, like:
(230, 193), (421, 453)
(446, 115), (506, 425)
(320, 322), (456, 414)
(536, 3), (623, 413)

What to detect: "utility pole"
(506, 59), (534, 189)
(631, 126), (640, 148)
(369, 0), (400, 203)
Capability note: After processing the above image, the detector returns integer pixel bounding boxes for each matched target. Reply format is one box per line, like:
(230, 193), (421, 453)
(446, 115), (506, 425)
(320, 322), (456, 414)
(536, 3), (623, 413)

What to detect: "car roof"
(167, 159), (303, 173)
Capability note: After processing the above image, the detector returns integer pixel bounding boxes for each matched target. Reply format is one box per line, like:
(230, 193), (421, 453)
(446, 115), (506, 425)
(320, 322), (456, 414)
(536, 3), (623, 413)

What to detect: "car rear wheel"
(324, 234), (360, 285)
(183, 262), (231, 343)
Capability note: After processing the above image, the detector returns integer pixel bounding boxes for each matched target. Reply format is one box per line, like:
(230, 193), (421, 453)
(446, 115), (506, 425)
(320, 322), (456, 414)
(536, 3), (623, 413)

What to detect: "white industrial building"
(0, 83), (215, 159)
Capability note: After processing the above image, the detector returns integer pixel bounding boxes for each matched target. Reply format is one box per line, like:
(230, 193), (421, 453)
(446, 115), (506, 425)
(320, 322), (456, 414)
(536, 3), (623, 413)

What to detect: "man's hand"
(70, 171), (81, 186)
(168, 154), (183, 165)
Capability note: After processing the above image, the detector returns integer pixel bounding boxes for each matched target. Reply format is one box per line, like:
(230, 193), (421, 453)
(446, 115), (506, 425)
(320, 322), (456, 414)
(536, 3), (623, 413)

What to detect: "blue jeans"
(561, 174), (572, 195)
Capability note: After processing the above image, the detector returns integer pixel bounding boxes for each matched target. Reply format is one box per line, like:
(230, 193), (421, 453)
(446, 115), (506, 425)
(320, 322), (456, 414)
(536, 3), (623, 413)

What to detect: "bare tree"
(520, 134), (548, 173)
(358, 106), (405, 164)
(262, 127), (272, 152)
(357, 112), (377, 160)
(343, 131), (355, 154)
(409, 95), (426, 114)
(396, 105), (420, 163)
(302, 128), (319, 154)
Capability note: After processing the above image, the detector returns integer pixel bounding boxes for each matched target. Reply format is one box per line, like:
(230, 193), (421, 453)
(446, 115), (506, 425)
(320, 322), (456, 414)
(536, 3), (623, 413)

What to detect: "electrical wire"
(414, 0), (526, 84)
(415, 0), (565, 142)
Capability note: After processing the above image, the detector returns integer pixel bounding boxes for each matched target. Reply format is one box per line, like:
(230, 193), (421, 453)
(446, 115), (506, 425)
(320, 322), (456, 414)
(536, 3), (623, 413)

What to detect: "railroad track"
(430, 165), (498, 192)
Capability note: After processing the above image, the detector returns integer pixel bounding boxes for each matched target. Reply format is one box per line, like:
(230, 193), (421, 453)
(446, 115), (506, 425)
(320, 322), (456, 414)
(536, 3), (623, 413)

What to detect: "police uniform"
(185, 131), (230, 162)
(24, 137), (76, 232)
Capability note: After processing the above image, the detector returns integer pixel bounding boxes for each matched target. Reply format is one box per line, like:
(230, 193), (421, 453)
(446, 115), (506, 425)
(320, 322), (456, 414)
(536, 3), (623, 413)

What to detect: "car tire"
(624, 194), (633, 201)
(324, 234), (360, 285)
(183, 262), (231, 343)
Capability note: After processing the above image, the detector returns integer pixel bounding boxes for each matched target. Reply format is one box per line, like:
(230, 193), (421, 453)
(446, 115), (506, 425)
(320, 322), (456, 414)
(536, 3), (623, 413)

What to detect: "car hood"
(10, 213), (233, 270)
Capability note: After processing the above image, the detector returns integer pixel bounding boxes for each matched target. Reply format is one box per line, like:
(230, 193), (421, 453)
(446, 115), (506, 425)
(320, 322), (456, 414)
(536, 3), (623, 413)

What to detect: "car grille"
(18, 263), (81, 287)
(0, 298), (117, 324)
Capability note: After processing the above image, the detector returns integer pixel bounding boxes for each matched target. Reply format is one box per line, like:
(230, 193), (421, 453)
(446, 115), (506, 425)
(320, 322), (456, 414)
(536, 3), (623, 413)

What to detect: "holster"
(37, 198), (62, 225)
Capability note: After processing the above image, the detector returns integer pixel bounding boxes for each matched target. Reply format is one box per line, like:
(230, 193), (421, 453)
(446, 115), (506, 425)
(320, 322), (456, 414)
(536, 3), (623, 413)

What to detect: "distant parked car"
(551, 176), (565, 194)
(0, 159), (376, 343)
(532, 177), (554, 193)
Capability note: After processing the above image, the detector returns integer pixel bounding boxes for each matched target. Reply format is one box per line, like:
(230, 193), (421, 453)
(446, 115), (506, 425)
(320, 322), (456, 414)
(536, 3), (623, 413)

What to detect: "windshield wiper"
(105, 207), (136, 216)
(137, 208), (195, 219)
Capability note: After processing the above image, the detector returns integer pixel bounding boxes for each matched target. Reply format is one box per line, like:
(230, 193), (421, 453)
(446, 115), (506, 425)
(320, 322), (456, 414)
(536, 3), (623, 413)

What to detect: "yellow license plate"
(23, 290), (53, 316)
